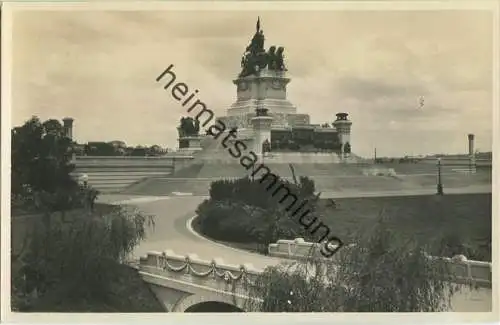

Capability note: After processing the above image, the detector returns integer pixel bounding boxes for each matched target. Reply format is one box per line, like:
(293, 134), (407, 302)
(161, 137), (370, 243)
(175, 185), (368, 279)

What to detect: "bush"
(208, 176), (314, 211)
(196, 200), (259, 242)
(197, 175), (318, 246)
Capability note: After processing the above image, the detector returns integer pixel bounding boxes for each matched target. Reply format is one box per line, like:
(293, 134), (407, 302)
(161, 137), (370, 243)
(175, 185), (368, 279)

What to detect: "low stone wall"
(139, 250), (262, 284)
(72, 155), (194, 193)
(138, 249), (263, 311)
(268, 238), (492, 288)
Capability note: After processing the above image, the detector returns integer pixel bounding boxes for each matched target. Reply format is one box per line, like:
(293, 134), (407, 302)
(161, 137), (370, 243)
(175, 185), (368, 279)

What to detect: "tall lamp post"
(436, 158), (444, 195)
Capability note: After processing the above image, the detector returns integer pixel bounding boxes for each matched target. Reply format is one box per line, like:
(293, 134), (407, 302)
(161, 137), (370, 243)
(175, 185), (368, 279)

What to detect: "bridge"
(98, 193), (493, 313)
(137, 239), (492, 312)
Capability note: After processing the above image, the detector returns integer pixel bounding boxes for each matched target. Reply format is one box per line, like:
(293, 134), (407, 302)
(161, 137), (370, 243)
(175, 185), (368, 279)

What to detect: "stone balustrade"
(431, 255), (492, 288)
(138, 250), (263, 298)
(268, 238), (492, 288)
(137, 245), (491, 312)
(268, 238), (327, 260)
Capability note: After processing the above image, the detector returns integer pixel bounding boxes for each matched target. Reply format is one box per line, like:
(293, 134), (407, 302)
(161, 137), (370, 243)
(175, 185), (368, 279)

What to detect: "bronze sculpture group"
(239, 17), (287, 78)
(178, 117), (200, 137)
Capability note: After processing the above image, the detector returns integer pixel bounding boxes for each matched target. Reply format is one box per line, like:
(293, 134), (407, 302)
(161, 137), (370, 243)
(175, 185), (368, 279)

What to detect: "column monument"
(332, 113), (352, 160)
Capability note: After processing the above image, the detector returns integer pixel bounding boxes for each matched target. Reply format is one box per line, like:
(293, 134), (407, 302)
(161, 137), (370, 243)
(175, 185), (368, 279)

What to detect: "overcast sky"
(11, 9), (493, 157)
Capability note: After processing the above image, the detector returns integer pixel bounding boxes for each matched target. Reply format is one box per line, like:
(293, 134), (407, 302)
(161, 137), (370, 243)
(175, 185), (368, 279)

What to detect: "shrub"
(198, 175), (318, 246)
(245, 219), (461, 312)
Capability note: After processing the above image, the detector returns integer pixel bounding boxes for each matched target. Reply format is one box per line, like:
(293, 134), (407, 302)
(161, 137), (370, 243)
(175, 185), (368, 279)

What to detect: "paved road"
(98, 194), (285, 270)
(97, 190), (492, 312)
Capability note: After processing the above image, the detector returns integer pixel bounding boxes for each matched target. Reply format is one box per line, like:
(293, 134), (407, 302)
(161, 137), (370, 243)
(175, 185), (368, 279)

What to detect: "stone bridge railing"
(268, 238), (493, 288)
(138, 250), (264, 311)
(138, 240), (491, 312)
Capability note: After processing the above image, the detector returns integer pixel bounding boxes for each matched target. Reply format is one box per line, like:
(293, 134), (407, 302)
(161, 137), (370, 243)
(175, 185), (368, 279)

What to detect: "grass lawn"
(317, 193), (492, 261)
(194, 193), (491, 262)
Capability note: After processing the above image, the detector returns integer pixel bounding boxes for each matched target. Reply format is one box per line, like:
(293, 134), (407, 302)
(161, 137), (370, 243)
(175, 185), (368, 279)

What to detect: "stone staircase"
(72, 156), (176, 193)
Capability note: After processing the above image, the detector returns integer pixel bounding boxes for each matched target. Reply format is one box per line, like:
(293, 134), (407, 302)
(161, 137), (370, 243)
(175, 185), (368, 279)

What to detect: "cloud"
(334, 76), (429, 101)
(10, 9), (493, 157)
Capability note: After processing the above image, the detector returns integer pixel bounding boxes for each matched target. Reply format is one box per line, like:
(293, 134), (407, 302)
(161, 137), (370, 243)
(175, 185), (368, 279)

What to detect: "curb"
(185, 215), (270, 257)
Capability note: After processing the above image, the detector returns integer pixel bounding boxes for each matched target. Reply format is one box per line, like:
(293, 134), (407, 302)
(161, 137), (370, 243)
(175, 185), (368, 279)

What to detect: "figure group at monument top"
(239, 17), (288, 78)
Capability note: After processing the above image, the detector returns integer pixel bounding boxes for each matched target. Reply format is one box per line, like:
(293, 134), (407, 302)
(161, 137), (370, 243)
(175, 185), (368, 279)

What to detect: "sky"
(10, 9), (494, 157)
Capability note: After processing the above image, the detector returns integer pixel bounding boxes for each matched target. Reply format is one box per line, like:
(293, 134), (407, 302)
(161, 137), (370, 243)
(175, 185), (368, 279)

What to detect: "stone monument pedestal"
(178, 135), (203, 152)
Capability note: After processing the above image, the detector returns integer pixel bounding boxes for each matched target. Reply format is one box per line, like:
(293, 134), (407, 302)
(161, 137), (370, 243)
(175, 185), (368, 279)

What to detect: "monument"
(219, 17), (310, 133)
(183, 18), (353, 162)
(177, 116), (203, 153)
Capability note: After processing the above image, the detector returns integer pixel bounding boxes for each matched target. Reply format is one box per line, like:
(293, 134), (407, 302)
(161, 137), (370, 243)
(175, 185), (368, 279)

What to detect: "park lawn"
(317, 193), (492, 261)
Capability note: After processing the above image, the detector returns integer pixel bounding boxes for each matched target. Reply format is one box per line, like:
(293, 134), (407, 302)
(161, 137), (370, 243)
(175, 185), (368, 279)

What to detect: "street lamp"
(436, 158), (444, 195)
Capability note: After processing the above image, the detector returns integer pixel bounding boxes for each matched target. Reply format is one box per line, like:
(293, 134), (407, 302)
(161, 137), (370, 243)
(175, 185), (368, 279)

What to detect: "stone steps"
(72, 175), (168, 193)
(72, 170), (173, 193)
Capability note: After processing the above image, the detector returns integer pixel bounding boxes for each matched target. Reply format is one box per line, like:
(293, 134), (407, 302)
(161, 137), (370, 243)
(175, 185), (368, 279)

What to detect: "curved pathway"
(97, 194), (284, 270)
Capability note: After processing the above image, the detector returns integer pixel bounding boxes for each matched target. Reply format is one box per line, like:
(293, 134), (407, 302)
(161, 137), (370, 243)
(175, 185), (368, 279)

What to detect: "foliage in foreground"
(245, 220), (462, 312)
(12, 205), (157, 312)
(11, 116), (161, 312)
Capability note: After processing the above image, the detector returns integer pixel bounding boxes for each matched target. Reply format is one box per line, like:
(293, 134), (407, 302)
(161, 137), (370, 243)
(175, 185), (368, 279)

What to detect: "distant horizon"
(12, 112), (492, 159)
(10, 9), (494, 157)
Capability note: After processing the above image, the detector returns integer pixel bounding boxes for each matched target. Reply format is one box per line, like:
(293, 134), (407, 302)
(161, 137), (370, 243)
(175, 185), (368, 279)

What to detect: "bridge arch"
(185, 301), (244, 312)
(173, 293), (245, 312)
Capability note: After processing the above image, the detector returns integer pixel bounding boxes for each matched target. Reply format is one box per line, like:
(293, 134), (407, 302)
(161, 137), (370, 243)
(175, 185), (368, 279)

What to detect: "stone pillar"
(467, 134), (476, 172)
(62, 117), (74, 140)
(332, 113), (352, 160)
(251, 108), (273, 161)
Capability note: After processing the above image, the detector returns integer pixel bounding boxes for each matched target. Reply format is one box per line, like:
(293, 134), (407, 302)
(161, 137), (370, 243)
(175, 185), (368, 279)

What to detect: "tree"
(148, 145), (164, 156)
(11, 116), (158, 312)
(12, 205), (155, 311)
(245, 218), (462, 312)
(12, 117), (76, 195)
(11, 117), (85, 223)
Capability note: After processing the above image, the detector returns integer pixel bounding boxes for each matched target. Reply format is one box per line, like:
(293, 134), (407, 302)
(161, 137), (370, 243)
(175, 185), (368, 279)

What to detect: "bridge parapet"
(268, 238), (492, 288)
(268, 237), (326, 260)
(139, 250), (264, 298)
